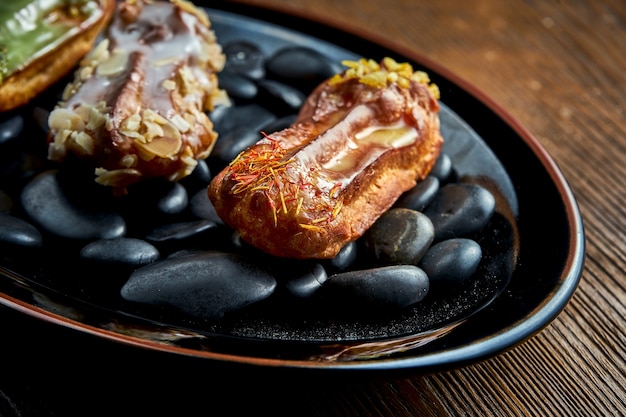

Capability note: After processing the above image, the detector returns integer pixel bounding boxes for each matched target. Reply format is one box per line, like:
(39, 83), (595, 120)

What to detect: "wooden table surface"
(1, 0), (624, 416)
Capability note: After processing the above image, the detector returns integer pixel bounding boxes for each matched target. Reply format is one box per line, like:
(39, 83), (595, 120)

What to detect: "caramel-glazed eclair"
(209, 58), (443, 259)
(47, 0), (229, 194)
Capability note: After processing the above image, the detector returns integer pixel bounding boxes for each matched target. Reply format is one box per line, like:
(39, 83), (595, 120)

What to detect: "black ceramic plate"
(0, 1), (584, 372)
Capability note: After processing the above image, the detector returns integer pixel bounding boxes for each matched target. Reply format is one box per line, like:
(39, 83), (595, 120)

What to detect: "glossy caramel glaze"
(209, 58), (443, 259)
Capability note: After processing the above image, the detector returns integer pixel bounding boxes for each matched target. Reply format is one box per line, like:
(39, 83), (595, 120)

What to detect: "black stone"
(144, 219), (217, 243)
(424, 183), (496, 242)
(210, 126), (263, 167)
(20, 170), (126, 240)
(394, 175), (440, 211)
(364, 208), (434, 265)
(0, 213), (43, 249)
(189, 189), (223, 224)
(256, 79), (307, 115)
(217, 72), (258, 101)
(223, 41), (266, 79)
(122, 180), (189, 216)
(211, 104), (276, 137)
(0, 113), (24, 145)
(282, 262), (328, 299)
(419, 238), (482, 286)
(121, 251), (277, 320)
(80, 237), (160, 267)
(323, 240), (358, 273)
(430, 153), (453, 182)
(321, 265), (429, 310)
(179, 159), (211, 192)
(155, 182), (188, 215)
(265, 46), (342, 92)
(207, 104), (232, 131)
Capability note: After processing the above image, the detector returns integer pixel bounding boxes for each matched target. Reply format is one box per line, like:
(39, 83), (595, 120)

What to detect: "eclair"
(0, 0), (116, 112)
(47, 0), (229, 194)
(209, 58), (443, 259)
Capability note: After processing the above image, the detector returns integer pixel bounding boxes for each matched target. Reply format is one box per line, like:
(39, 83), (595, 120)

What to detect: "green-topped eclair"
(0, 0), (115, 112)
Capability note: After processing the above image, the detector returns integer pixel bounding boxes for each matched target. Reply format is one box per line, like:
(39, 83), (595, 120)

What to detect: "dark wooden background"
(1, 1), (624, 416)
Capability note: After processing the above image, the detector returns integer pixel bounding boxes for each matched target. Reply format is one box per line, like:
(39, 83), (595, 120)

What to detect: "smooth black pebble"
(211, 126), (263, 166)
(394, 176), (440, 211)
(122, 180), (188, 216)
(0, 213), (43, 249)
(419, 238), (482, 286)
(179, 159), (211, 191)
(323, 240), (358, 273)
(80, 237), (160, 267)
(430, 153), (453, 182)
(423, 183), (496, 242)
(121, 251), (277, 319)
(222, 41), (266, 79)
(265, 46), (342, 91)
(282, 262), (328, 299)
(364, 208), (434, 265)
(255, 79), (307, 115)
(0, 114), (24, 145)
(211, 103), (276, 137)
(20, 170), (126, 240)
(322, 265), (429, 311)
(189, 188), (223, 224)
(217, 72), (258, 101)
(156, 182), (188, 215)
(144, 219), (217, 243)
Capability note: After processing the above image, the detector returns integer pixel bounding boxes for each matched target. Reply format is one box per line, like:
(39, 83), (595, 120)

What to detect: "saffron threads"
(226, 134), (343, 231)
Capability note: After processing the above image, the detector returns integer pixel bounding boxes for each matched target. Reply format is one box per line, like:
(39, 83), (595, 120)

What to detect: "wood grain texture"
(240, 0), (626, 415)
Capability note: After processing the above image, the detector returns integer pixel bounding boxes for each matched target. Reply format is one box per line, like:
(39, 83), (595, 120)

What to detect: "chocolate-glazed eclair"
(47, 0), (229, 194)
(0, 0), (116, 112)
(209, 58), (443, 259)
